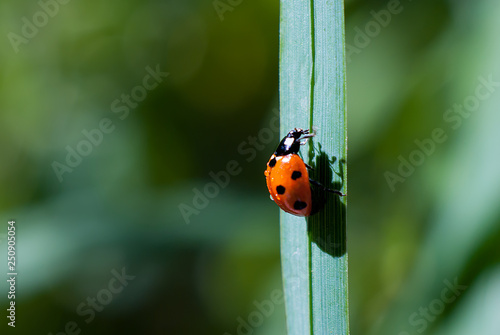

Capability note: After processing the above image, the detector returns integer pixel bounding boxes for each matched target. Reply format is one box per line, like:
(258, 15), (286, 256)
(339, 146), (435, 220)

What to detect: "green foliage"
(279, 0), (348, 334)
(2, 0), (500, 334)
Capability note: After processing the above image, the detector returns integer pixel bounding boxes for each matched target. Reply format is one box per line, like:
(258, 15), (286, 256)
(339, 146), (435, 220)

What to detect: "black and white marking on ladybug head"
(274, 128), (315, 157)
(283, 137), (295, 148)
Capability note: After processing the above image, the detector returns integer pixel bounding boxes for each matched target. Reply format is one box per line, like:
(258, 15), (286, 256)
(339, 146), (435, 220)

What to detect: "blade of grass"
(309, 0), (348, 333)
(279, 0), (314, 333)
(279, 0), (348, 334)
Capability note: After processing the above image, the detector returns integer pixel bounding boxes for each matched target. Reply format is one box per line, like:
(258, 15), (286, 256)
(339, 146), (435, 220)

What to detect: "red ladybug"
(264, 128), (344, 216)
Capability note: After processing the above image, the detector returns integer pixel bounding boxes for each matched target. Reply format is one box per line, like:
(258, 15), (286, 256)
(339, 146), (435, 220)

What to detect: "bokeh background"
(1, 0), (500, 334)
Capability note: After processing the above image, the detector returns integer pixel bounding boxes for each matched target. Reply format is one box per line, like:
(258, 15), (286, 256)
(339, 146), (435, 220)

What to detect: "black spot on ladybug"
(293, 200), (307, 210)
(291, 171), (302, 180)
(269, 157), (277, 167)
(276, 185), (286, 194)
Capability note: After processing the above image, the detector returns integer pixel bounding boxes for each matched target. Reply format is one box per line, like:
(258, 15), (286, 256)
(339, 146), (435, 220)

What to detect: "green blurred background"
(1, 0), (500, 334)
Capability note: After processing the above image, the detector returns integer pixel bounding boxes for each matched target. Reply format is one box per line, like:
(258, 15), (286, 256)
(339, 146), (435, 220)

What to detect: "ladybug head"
(274, 128), (313, 156)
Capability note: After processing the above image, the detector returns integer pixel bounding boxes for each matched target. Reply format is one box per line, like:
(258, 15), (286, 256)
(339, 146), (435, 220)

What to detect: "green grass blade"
(279, 0), (348, 334)
(279, 0), (314, 333)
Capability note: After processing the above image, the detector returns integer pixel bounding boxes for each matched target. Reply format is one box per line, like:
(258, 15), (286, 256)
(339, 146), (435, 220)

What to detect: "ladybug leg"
(302, 128), (316, 137)
(309, 178), (346, 196)
(304, 163), (314, 170)
(300, 136), (313, 146)
(299, 135), (315, 146)
(299, 129), (316, 145)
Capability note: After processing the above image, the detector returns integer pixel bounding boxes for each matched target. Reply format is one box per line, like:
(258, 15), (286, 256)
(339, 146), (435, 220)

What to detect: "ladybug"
(264, 128), (344, 216)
